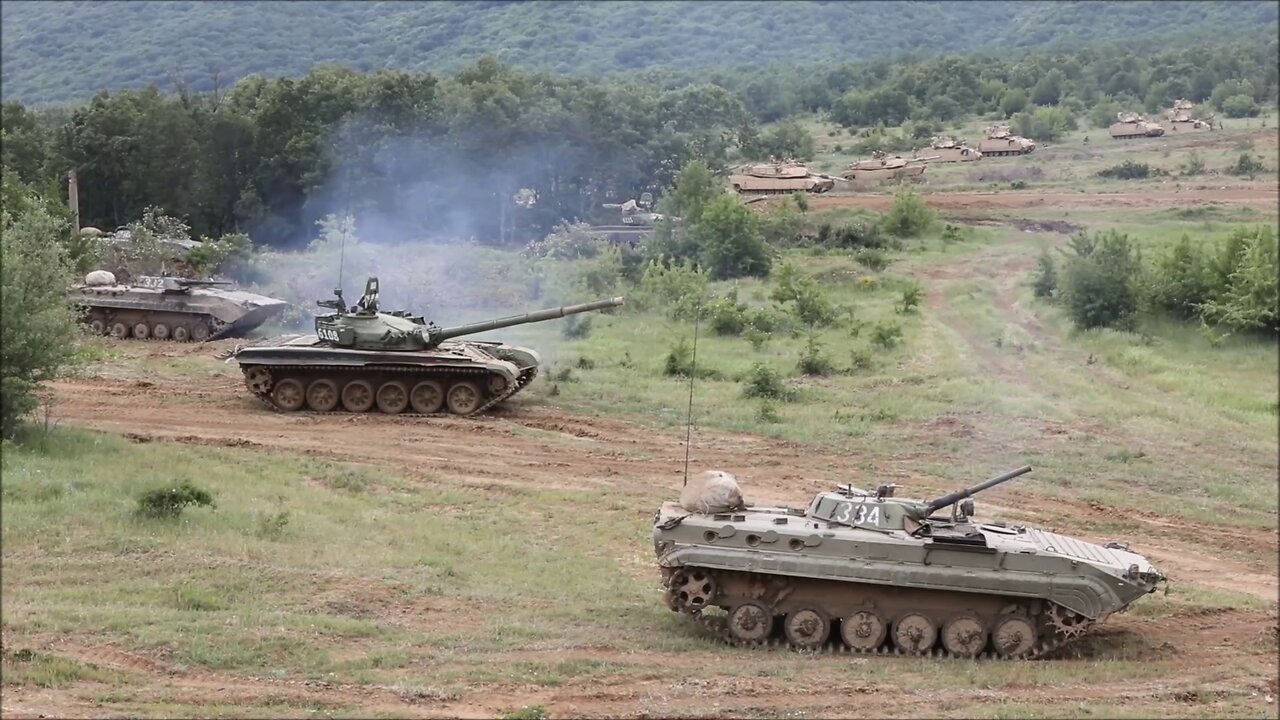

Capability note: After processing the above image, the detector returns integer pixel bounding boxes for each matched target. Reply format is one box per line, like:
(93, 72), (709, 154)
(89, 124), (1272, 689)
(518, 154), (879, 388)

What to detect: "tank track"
(664, 568), (1091, 660)
(81, 307), (230, 342)
(242, 363), (537, 417)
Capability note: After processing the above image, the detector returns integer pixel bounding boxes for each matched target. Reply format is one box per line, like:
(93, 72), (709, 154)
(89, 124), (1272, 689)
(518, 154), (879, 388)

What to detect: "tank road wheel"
(190, 320), (212, 343)
(88, 318), (107, 335)
(446, 381), (484, 415)
(409, 380), (446, 414)
(892, 613), (938, 655)
(151, 322), (170, 340)
(244, 367), (272, 394)
(132, 322), (151, 340)
(305, 379), (340, 412)
(992, 616), (1038, 658)
(376, 380), (409, 414)
(341, 380), (375, 412)
(784, 608), (831, 650)
(728, 602), (773, 644)
(487, 374), (509, 396)
(941, 615), (988, 658)
(110, 321), (130, 339)
(172, 325), (190, 342)
(668, 569), (716, 611)
(272, 379), (306, 411)
(840, 609), (888, 652)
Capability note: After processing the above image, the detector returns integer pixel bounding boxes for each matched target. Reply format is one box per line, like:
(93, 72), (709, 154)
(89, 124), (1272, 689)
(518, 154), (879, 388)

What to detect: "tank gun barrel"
(925, 465), (1032, 514)
(435, 297), (624, 342)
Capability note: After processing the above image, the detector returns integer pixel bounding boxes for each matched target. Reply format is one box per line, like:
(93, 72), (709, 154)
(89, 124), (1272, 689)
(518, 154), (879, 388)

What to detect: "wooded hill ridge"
(3, 0), (1277, 105)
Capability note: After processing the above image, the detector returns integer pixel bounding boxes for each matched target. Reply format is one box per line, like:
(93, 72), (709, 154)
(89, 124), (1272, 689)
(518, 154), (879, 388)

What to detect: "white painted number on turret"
(835, 502), (882, 526)
(317, 327), (340, 342)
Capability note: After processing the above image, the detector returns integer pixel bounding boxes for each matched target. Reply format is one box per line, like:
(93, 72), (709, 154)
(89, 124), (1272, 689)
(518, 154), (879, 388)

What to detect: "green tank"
(654, 466), (1165, 658)
(226, 277), (623, 416)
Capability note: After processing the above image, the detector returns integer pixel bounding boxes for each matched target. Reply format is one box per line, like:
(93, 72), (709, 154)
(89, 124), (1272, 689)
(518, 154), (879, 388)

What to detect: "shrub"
(848, 347), (875, 372)
(756, 399), (782, 423)
(1219, 94), (1260, 118)
(1096, 160), (1153, 180)
(136, 483), (215, 519)
(1146, 234), (1213, 319)
(854, 248), (889, 272)
(1226, 153), (1266, 179)
(634, 258), (708, 319)
(744, 326), (769, 350)
(759, 206), (809, 247)
(1179, 152), (1207, 176)
(501, 706), (549, 720)
(705, 289), (749, 336)
(1, 199), (81, 436)
(1200, 226), (1278, 333)
(792, 191), (809, 213)
(823, 220), (887, 250)
(1059, 230), (1141, 330)
(941, 224), (964, 243)
(770, 262), (836, 327)
(742, 363), (791, 400)
(881, 188), (935, 238)
(897, 282), (923, 314)
(187, 232), (255, 279)
(871, 321), (904, 349)
(1010, 105), (1076, 142)
(689, 195), (772, 280)
(1032, 251), (1058, 299)
(796, 333), (834, 376)
(663, 338), (693, 377)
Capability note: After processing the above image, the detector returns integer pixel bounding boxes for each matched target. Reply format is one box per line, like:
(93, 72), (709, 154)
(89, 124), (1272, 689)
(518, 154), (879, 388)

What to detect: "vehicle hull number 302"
(317, 327), (341, 342)
(835, 501), (882, 527)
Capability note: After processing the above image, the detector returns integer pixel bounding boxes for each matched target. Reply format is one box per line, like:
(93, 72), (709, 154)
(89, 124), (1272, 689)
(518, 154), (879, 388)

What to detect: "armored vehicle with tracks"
(654, 466), (1164, 658)
(1166, 99), (1213, 131)
(227, 277), (623, 416)
(841, 152), (933, 186)
(917, 137), (982, 163)
(729, 160), (840, 197)
(978, 125), (1037, 157)
(69, 271), (288, 342)
(1110, 112), (1166, 140)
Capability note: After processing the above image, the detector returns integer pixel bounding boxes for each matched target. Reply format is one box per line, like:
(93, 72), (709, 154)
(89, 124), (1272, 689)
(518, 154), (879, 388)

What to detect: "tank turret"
(313, 277), (623, 352)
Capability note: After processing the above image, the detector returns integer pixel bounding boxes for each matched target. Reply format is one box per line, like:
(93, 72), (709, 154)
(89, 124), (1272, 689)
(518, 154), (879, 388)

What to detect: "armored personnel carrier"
(729, 160), (840, 197)
(227, 277), (623, 416)
(1110, 112), (1166, 140)
(590, 192), (676, 247)
(654, 466), (1164, 658)
(68, 271), (288, 342)
(841, 152), (933, 186)
(978, 125), (1037, 157)
(917, 137), (983, 163)
(1166, 99), (1213, 131)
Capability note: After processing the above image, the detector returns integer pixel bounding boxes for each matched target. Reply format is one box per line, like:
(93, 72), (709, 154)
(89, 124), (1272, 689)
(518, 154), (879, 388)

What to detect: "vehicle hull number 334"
(835, 501), (882, 527)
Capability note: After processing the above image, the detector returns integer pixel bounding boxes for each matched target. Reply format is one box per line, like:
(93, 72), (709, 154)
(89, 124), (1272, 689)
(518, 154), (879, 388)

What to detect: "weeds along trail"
(794, 184), (1280, 214)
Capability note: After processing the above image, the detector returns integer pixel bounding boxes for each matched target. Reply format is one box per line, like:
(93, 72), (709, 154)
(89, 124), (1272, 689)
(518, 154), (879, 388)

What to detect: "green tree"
(1, 194), (81, 435)
(999, 88), (1029, 117)
(690, 195), (771, 280)
(1059, 230), (1141, 330)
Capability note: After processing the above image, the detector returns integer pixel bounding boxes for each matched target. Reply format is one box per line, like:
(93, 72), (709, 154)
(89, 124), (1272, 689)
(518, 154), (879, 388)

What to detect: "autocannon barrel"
(435, 297), (625, 341)
(925, 465), (1032, 514)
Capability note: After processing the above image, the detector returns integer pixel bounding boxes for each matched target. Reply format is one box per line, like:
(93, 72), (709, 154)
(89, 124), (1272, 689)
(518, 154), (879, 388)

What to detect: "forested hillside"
(2, 0), (1276, 104)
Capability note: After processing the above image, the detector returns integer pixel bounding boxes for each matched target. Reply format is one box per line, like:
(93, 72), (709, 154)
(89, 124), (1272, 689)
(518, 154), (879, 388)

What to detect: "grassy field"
(3, 117), (1279, 718)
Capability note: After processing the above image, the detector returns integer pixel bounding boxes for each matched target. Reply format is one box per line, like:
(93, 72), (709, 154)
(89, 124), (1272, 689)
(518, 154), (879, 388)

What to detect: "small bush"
(854, 248), (889, 272)
(744, 326), (770, 350)
(748, 307), (788, 334)
(575, 356), (596, 370)
(742, 363), (792, 400)
(792, 191), (809, 213)
(820, 221), (887, 250)
(175, 584), (228, 612)
(770, 262), (837, 327)
(634, 258), (708, 319)
(871, 321), (904, 349)
(796, 334), (834, 376)
(1226, 153), (1266, 179)
(664, 338), (693, 377)
(848, 347), (875, 372)
(1096, 160), (1153, 180)
(551, 368), (576, 383)
(1059, 230), (1141, 330)
(1179, 152), (1207, 176)
(705, 289), (749, 336)
(561, 315), (592, 339)
(881, 188), (935, 238)
(136, 483), (215, 519)
(941, 224), (964, 243)
(897, 282), (923, 314)
(501, 707), (550, 720)
(756, 399), (782, 423)
(1032, 251), (1058, 298)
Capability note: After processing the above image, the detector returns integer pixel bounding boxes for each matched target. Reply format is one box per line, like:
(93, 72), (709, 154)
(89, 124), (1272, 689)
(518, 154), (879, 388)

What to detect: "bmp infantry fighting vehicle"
(978, 125), (1037, 157)
(227, 277), (623, 416)
(1166, 99), (1214, 131)
(841, 152), (933, 186)
(69, 271), (288, 341)
(729, 160), (841, 197)
(654, 466), (1164, 658)
(590, 193), (676, 247)
(917, 136), (983, 163)
(1110, 112), (1166, 140)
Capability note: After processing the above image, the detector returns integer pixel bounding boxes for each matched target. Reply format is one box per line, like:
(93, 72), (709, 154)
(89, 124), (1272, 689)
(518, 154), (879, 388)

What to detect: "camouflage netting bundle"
(679, 470), (746, 514)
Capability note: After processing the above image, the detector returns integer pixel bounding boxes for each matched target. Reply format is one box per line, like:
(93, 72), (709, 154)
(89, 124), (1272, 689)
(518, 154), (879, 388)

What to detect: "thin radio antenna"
(681, 303), (702, 487)
(336, 138), (352, 295)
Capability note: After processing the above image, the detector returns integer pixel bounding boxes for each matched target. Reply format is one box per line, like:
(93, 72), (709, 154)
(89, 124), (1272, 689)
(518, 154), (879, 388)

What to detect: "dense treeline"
(4, 0), (1276, 105)
(2, 33), (1276, 249)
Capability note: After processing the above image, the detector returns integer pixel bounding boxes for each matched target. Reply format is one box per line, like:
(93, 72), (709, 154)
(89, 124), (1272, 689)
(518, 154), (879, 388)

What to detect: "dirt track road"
(790, 184), (1280, 213)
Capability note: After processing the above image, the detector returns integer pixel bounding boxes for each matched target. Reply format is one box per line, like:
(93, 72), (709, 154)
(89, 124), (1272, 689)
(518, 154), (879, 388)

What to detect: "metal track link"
(244, 364), (537, 417)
